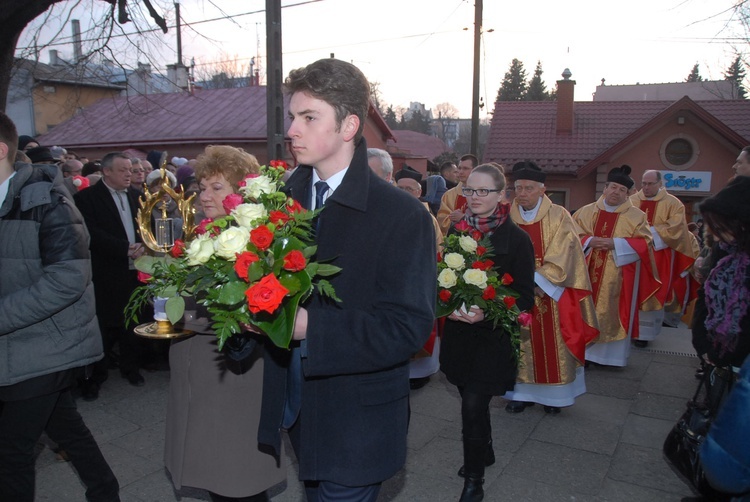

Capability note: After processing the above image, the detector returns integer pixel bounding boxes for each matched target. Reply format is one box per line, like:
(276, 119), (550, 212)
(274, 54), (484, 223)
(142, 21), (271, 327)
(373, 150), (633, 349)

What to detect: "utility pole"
(175, 2), (183, 66)
(266, 0), (284, 163)
(470, 0), (482, 157)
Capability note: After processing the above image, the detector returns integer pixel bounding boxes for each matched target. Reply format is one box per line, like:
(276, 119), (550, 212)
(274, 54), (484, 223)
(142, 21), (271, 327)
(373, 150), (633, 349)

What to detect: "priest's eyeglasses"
(462, 188), (501, 197)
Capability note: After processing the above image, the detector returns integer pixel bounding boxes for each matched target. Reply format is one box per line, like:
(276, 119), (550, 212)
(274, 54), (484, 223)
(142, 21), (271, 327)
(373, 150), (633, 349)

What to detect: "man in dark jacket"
(0, 112), (119, 501)
(258, 59), (437, 501)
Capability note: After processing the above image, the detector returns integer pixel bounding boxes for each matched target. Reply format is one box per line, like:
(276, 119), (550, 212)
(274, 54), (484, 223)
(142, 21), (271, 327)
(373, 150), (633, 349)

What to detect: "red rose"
(245, 273), (289, 314)
(472, 259), (494, 271)
(482, 285), (496, 300)
(170, 239), (186, 258)
(501, 273), (513, 285)
(195, 218), (214, 236)
(454, 220), (470, 232)
(471, 230), (483, 241)
(137, 271), (152, 283)
(518, 312), (533, 327)
(286, 198), (305, 214)
(269, 210), (291, 226)
(503, 296), (517, 308)
(222, 193), (244, 214)
(250, 225), (274, 251)
(282, 250), (307, 272)
(439, 289), (452, 302)
(476, 246), (487, 256)
(270, 159), (290, 170)
(234, 251), (260, 281)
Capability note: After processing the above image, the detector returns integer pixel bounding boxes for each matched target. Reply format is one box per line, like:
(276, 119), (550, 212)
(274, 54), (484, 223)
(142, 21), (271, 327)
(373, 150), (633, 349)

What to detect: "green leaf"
(315, 264), (342, 277)
(217, 281), (248, 305)
(278, 273), (302, 296)
(134, 255), (158, 274)
(316, 279), (341, 302)
(247, 261), (265, 282)
(165, 296), (185, 324)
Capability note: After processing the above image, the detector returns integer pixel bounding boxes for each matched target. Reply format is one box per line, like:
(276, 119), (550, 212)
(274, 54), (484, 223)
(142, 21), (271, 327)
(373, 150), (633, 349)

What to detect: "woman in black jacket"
(440, 164), (535, 502)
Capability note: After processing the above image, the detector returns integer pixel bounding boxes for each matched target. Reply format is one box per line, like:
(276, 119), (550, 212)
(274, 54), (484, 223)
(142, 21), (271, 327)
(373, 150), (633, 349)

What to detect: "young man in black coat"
(258, 58), (437, 501)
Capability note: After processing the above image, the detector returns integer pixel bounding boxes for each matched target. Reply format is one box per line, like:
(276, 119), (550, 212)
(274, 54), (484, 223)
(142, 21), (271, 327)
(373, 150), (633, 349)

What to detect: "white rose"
(214, 226), (250, 260)
(240, 175), (276, 199)
(232, 203), (267, 230)
(185, 235), (215, 265)
(437, 268), (458, 289)
(443, 252), (466, 271)
(459, 235), (478, 253)
(463, 269), (488, 289)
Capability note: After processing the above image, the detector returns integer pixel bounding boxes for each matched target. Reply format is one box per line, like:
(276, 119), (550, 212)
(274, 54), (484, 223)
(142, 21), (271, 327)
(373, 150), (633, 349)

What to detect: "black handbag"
(663, 365), (733, 500)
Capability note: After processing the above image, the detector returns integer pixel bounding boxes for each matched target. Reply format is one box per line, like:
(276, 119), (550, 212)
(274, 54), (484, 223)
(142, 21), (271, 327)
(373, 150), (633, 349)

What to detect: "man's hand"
(590, 237), (614, 250)
(534, 286), (546, 298)
(128, 243), (146, 259)
(449, 209), (464, 223)
(293, 307), (308, 340)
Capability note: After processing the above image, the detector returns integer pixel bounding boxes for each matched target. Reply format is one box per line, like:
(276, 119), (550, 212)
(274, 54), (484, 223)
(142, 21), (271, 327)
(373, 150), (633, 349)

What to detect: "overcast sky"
(18, 0), (748, 118)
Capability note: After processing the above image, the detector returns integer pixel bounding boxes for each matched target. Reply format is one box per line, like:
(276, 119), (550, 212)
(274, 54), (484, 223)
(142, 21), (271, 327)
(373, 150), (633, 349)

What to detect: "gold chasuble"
(573, 197), (660, 344)
(630, 189), (697, 312)
(437, 183), (467, 235)
(510, 196), (599, 385)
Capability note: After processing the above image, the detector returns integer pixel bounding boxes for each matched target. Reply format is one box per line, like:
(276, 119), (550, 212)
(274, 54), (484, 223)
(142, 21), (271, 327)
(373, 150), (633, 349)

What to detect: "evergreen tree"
(496, 58), (527, 102)
(524, 60), (550, 101)
(403, 109), (432, 134)
(686, 63), (703, 82)
(383, 105), (399, 129)
(724, 54), (747, 99)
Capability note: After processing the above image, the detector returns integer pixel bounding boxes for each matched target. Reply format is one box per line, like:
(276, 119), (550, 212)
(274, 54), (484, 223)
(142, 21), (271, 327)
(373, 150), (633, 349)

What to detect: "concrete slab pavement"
(33, 327), (700, 501)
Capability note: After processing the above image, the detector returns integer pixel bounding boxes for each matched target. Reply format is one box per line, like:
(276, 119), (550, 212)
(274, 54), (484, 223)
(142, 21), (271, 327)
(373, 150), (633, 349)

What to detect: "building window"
(660, 134), (699, 171)
(43, 86), (56, 94)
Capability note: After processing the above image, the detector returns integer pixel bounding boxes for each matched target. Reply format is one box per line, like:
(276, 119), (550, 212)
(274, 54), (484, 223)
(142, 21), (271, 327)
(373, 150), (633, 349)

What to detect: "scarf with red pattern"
(464, 203), (510, 236)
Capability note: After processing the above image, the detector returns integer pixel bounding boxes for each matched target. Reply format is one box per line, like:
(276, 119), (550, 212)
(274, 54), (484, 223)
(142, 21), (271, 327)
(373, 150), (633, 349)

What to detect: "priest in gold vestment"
(573, 166), (661, 367)
(630, 170), (698, 343)
(504, 162), (599, 414)
(436, 154), (477, 235)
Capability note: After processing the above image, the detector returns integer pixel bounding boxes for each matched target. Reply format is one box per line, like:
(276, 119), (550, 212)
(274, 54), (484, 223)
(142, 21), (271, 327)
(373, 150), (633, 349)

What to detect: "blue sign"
(661, 171), (711, 192)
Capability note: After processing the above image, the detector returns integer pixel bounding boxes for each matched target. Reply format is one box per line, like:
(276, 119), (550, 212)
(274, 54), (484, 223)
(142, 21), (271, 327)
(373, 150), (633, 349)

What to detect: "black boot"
(459, 437), (486, 502)
(457, 438), (494, 477)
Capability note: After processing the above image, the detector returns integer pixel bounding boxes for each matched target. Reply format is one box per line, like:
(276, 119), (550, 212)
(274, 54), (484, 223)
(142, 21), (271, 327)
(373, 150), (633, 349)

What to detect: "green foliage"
(724, 54), (747, 99)
(497, 58), (528, 102)
(524, 60), (550, 101)
(686, 63), (703, 83)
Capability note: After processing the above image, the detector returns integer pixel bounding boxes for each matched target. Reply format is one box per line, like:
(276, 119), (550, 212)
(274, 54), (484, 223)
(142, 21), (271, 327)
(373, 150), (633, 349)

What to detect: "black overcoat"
(440, 217), (535, 395)
(257, 139), (437, 486)
(74, 180), (142, 327)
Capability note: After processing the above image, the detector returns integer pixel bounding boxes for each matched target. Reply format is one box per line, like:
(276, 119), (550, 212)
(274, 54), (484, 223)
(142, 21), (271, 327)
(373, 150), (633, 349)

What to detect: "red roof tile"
(483, 98), (750, 176)
(387, 130), (449, 160)
(39, 86), (285, 149)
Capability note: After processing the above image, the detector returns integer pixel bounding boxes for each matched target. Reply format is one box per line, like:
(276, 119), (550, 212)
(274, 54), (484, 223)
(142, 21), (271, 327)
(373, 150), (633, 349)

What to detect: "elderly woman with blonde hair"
(164, 145), (285, 502)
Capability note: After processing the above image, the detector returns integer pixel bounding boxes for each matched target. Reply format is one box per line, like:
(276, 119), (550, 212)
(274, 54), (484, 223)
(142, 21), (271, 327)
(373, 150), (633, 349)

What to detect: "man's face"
(131, 163), (146, 186)
(103, 157), (132, 190)
(457, 160), (473, 184)
(603, 182), (629, 207)
(288, 91), (355, 172)
(641, 171), (662, 198)
(62, 160), (83, 178)
(142, 160), (153, 174)
(513, 180), (545, 210)
(733, 150), (750, 177)
(397, 178), (421, 198)
(442, 164), (458, 183)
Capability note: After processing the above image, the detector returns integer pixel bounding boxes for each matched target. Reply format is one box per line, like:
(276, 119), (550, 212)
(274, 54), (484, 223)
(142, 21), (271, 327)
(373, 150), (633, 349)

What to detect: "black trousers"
(0, 388), (119, 502)
(459, 388), (493, 439)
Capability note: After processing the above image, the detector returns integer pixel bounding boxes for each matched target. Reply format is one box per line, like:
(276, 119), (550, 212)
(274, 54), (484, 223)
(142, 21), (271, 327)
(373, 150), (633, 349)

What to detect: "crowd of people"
(0, 56), (748, 502)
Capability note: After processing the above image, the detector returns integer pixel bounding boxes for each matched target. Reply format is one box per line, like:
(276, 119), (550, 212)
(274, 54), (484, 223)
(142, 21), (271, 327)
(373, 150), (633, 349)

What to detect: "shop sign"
(660, 171), (711, 192)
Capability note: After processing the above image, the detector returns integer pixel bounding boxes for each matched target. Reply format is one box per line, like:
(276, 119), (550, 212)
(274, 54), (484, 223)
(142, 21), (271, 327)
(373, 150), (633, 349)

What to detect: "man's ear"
(0, 142), (9, 164)
(341, 115), (360, 142)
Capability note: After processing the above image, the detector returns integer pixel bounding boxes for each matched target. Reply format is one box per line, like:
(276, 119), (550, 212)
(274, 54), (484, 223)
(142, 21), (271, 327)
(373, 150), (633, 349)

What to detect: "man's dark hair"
(460, 154), (479, 168)
(0, 112), (19, 164)
(285, 58), (370, 142)
(440, 162), (456, 175)
(100, 152), (130, 170)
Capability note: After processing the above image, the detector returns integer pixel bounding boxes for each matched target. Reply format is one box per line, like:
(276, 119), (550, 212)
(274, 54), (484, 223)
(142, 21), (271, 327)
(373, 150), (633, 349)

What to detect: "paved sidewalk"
(35, 328), (699, 501)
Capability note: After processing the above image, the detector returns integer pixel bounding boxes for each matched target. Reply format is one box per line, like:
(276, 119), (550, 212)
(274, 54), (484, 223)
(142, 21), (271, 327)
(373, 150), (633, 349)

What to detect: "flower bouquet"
(126, 161), (341, 349)
(436, 220), (531, 359)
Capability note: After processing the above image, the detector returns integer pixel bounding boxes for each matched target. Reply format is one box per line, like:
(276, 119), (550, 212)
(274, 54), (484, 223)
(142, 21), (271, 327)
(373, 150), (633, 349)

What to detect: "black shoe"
(80, 378), (100, 401)
(458, 439), (495, 477)
(505, 400), (534, 413)
(409, 377), (430, 390)
(121, 369), (145, 387)
(634, 340), (648, 348)
(544, 406), (561, 414)
(459, 476), (484, 502)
